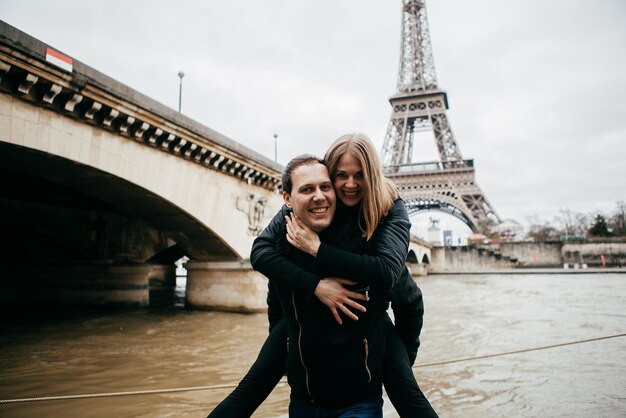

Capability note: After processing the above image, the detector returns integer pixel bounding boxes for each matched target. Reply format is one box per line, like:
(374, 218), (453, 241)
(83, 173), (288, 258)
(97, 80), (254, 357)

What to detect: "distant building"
(494, 219), (524, 242)
(467, 234), (488, 246)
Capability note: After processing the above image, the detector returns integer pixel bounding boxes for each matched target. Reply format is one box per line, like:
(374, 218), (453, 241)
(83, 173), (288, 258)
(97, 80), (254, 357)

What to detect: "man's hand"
(314, 278), (367, 325)
(285, 213), (321, 256)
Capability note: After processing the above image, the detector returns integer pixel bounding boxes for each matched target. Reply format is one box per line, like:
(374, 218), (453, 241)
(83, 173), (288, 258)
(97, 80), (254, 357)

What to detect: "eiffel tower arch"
(381, 0), (500, 233)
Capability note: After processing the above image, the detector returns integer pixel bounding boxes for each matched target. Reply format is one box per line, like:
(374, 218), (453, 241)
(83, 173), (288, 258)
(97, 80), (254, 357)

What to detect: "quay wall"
(430, 241), (626, 271)
(430, 246), (516, 272)
(562, 242), (626, 267)
(497, 242), (562, 267)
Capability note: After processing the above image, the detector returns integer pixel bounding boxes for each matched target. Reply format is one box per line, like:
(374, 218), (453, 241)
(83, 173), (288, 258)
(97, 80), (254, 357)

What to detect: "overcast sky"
(1, 0), (625, 237)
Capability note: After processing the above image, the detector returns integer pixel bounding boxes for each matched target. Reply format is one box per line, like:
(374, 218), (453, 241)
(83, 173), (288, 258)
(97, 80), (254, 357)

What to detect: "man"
(251, 154), (424, 417)
(254, 155), (386, 416)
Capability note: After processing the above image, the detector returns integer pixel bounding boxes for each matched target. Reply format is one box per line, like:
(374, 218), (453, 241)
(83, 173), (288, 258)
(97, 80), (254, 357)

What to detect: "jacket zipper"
(363, 338), (372, 383)
(292, 293), (313, 400)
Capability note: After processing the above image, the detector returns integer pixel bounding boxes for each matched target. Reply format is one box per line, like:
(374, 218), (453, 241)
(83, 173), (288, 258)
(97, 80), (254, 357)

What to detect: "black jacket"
(250, 198), (424, 405)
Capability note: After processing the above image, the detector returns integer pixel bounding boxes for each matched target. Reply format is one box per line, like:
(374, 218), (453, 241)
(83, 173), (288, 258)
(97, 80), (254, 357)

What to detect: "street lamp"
(273, 133), (278, 163)
(178, 71), (185, 112)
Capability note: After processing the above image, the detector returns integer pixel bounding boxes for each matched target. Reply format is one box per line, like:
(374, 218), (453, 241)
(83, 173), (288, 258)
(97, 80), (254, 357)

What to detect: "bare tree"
(574, 212), (591, 237)
(609, 200), (626, 236)
(525, 215), (559, 242)
(555, 209), (574, 238)
(555, 208), (588, 239)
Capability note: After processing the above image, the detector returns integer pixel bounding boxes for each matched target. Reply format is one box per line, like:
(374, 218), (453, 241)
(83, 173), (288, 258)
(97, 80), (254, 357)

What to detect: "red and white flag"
(45, 47), (73, 72)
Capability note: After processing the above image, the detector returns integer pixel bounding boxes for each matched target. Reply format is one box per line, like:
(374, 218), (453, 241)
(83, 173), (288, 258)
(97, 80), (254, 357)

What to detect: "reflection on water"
(0, 273), (625, 417)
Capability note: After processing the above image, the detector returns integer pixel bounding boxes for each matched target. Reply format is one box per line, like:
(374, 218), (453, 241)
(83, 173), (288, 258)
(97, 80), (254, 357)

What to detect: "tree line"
(525, 201), (626, 242)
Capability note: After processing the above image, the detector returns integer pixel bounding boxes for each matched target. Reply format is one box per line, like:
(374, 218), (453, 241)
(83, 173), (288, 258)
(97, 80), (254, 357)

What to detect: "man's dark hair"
(281, 154), (326, 194)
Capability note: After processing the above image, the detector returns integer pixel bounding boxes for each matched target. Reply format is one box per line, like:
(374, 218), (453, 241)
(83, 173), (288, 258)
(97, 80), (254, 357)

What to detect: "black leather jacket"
(250, 198), (424, 406)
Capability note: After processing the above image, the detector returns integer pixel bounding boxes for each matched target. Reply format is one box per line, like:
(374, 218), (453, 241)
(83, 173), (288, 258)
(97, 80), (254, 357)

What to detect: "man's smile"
(309, 206), (329, 215)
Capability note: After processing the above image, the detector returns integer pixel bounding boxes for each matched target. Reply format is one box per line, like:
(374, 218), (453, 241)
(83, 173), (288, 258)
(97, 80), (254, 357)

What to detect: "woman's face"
(333, 153), (364, 207)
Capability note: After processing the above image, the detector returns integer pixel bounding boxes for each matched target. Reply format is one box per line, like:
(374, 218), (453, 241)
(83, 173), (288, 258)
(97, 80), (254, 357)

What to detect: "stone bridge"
(407, 236), (432, 276)
(0, 21), (284, 311)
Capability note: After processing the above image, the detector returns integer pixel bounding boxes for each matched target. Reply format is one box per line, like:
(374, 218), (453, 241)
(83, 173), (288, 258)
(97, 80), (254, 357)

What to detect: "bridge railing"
(384, 159), (474, 175)
(0, 21), (282, 191)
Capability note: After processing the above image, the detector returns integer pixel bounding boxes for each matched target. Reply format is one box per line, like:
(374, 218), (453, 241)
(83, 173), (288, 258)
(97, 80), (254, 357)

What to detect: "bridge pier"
(407, 262), (428, 277)
(0, 262), (176, 308)
(185, 261), (268, 313)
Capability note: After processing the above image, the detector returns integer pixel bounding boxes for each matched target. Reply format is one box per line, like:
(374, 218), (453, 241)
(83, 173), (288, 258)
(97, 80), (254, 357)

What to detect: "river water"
(1, 273), (625, 418)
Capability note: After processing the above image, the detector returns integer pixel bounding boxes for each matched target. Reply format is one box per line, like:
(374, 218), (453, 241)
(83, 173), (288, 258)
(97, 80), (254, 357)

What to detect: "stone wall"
(429, 242), (626, 271)
(429, 246), (516, 272)
(185, 261), (268, 313)
(562, 243), (626, 267)
(497, 242), (563, 267)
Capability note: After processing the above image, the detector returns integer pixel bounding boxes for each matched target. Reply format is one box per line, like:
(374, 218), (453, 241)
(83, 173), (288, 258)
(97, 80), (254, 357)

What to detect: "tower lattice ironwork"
(381, 0), (500, 233)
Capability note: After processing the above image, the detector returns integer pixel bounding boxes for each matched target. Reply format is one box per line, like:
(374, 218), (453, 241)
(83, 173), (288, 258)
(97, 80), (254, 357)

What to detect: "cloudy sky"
(1, 0), (625, 237)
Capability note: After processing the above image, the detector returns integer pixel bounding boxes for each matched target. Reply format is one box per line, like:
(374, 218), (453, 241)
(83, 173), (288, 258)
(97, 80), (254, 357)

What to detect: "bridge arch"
(404, 197), (476, 232)
(0, 141), (247, 262)
(1, 96), (282, 261)
(0, 21), (283, 311)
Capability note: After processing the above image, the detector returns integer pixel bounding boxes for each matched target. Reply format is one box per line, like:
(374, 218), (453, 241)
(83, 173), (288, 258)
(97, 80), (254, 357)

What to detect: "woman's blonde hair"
(324, 133), (398, 240)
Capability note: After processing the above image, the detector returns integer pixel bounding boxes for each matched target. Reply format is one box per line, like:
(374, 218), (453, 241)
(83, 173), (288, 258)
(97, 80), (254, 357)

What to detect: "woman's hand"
(285, 213), (321, 256)
(314, 278), (367, 325)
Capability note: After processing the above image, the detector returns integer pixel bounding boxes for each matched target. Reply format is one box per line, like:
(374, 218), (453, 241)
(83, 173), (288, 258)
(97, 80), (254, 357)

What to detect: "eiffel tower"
(381, 0), (500, 233)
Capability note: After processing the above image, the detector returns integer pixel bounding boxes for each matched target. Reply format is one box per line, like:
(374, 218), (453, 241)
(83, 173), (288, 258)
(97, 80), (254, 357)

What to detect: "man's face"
(283, 162), (336, 233)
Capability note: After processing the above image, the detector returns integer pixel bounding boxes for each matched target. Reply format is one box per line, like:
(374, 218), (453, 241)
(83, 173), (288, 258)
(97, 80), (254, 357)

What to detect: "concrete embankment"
(427, 242), (626, 273)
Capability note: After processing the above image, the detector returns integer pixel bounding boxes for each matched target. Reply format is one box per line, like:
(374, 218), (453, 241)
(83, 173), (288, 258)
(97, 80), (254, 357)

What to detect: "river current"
(1, 273), (625, 417)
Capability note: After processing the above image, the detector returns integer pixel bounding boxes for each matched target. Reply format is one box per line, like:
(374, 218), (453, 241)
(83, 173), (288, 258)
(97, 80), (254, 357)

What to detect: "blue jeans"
(289, 396), (383, 418)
